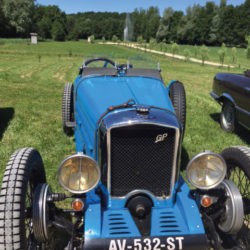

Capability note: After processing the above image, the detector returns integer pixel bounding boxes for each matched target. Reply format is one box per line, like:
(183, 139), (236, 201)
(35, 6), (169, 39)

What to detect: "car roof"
(82, 67), (162, 81)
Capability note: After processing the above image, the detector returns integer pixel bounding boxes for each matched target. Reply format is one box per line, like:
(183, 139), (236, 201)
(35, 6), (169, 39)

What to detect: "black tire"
(169, 81), (186, 134)
(220, 101), (236, 132)
(62, 82), (74, 136)
(0, 148), (46, 249)
(221, 146), (250, 249)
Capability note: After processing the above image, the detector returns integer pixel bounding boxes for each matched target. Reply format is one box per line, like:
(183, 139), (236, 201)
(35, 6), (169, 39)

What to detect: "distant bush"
(200, 45), (209, 66)
(218, 43), (226, 66)
(171, 42), (179, 56)
(112, 35), (118, 43)
(183, 48), (190, 62)
(246, 36), (250, 59)
(231, 47), (237, 63)
(247, 48), (250, 59)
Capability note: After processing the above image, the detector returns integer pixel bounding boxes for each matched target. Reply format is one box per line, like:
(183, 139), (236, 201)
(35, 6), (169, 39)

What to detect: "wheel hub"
(32, 183), (51, 242)
(218, 179), (244, 234)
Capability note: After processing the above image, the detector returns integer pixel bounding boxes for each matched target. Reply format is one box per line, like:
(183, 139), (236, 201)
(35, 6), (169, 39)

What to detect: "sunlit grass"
(0, 40), (249, 192)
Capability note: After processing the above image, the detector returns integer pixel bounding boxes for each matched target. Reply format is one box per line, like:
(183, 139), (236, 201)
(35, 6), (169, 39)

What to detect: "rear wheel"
(221, 146), (250, 249)
(0, 148), (46, 249)
(62, 82), (74, 136)
(220, 101), (236, 132)
(169, 81), (186, 134)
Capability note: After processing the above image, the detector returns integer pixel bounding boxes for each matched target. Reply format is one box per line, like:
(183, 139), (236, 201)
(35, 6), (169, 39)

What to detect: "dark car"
(210, 70), (250, 132)
(1, 58), (250, 250)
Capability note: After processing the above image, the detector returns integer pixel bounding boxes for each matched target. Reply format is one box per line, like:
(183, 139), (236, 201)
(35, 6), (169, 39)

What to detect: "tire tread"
(0, 148), (46, 249)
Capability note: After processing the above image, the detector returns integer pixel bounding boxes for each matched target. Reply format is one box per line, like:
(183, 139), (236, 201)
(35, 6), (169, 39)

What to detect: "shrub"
(171, 42), (179, 57)
(200, 45), (209, 66)
(183, 48), (190, 62)
(231, 47), (237, 63)
(112, 35), (118, 43)
(218, 43), (226, 66)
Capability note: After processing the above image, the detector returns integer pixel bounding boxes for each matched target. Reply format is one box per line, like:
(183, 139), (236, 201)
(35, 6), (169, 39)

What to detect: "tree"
(200, 45), (209, 66)
(184, 48), (191, 62)
(196, 2), (217, 45)
(156, 7), (174, 42)
(231, 47), (237, 63)
(34, 5), (67, 40)
(220, 0), (227, 8)
(171, 42), (179, 56)
(209, 14), (220, 45)
(177, 5), (201, 44)
(218, 43), (227, 66)
(0, 0), (10, 37)
(132, 8), (149, 41)
(246, 36), (250, 59)
(149, 38), (156, 50)
(2, 0), (34, 34)
(52, 20), (66, 41)
(145, 7), (160, 41)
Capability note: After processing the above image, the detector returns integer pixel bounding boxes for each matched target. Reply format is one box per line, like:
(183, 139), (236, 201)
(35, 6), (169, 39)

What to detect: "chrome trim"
(42, 184), (50, 241)
(107, 128), (111, 193)
(236, 105), (250, 116)
(124, 189), (170, 201)
(57, 153), (101, 194)
(106, 121), (180, 199)
(186, 151), (226, 190)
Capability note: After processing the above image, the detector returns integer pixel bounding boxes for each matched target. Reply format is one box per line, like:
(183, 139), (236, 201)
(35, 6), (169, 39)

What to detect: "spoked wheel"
(220, 101), (236, 132)
(221, 146), (250, 249)
(0, 148), (46, 249)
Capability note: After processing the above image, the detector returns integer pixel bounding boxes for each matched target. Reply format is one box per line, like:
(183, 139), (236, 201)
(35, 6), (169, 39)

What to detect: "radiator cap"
(136, 105), (150, 115)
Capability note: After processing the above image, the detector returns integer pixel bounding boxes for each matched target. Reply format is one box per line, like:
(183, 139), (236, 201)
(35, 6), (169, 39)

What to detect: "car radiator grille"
(110, 124), (176, 197)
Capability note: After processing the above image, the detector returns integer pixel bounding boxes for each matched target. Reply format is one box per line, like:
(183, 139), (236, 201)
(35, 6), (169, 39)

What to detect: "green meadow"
(0, 40), (249, 191)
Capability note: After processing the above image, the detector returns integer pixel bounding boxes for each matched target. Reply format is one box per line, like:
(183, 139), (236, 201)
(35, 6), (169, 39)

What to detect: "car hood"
(75, 75), (173, 122)
(215, 73), (250, 85)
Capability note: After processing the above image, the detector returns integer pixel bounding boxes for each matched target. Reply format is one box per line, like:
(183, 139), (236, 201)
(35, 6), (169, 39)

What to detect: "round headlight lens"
(58, 154), (100, 194)
(186, 151), (226, 189)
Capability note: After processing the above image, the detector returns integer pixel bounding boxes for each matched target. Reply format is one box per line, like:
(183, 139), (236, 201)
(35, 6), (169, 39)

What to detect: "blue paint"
(74, 75), (174, 153)
(71, 68), (207, 244)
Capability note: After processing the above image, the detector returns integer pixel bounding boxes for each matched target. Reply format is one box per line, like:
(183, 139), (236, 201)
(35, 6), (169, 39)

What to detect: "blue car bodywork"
(2, 58), (249, 250)
(70, 63), (208, 249)
(74, 73), (175, 154)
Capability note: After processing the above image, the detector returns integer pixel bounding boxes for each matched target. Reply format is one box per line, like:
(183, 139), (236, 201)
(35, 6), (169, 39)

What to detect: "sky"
(35, 0), (245, 15)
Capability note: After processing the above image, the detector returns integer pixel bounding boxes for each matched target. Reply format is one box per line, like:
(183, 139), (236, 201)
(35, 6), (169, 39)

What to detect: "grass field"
(0, 39), (249, 191)
(150, 42), (250, 69)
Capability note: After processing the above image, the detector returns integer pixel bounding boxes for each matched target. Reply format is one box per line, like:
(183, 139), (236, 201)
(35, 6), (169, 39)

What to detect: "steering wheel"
(83, 57), (116, 68)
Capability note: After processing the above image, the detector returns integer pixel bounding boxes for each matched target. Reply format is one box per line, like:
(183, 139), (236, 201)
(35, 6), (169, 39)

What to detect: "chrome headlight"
(58, 154), (100, 194)
(186, 151), (226, 190)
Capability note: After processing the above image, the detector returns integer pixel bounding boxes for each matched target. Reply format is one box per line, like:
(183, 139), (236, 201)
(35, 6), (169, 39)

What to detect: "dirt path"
(102, 42), (234, 68)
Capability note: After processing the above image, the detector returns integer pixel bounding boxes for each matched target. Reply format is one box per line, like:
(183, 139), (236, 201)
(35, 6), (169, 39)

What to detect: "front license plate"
(84, 235), (209, 250)
(109, 237), (184, 250)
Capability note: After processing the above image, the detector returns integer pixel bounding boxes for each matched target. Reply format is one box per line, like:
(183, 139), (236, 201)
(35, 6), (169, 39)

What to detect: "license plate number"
(109, 237), (184, 250)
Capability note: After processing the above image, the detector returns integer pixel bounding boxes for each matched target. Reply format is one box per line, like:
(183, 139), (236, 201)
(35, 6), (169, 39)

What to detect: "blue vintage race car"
(0, 58), (250, 250)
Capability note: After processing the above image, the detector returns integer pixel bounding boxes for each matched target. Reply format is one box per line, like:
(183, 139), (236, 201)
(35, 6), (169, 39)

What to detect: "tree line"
(0, 0), (249, 47)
